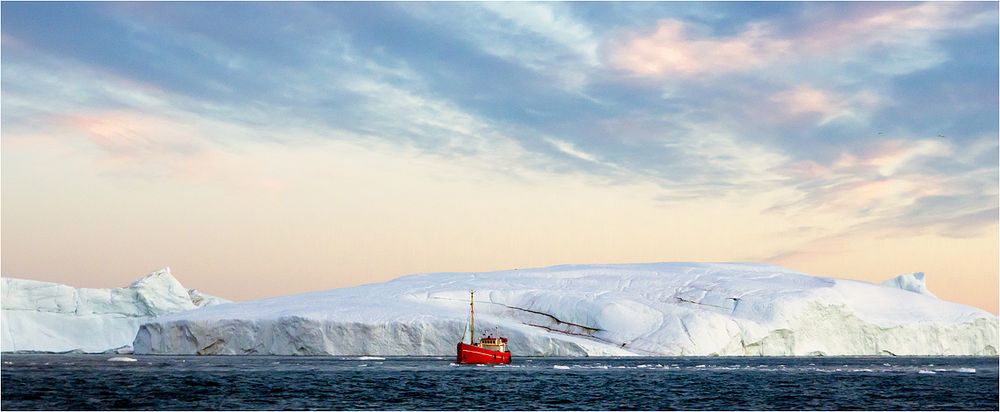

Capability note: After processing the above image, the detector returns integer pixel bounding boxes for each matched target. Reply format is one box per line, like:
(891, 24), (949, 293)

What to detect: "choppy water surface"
(2, 355), (996, 410)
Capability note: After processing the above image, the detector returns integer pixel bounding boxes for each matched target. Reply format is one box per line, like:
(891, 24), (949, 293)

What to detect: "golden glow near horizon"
(2, 3), (997, 314)
(3, 134), (997, 313)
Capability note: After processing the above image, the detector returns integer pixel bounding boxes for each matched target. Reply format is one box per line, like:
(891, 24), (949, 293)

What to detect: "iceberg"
(133, 262), (998, 356)
(1, 268), (228, 353)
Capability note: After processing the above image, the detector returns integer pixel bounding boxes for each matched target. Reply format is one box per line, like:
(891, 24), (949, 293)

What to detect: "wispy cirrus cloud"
(610, 2), (996, 78)
(478, 2), (600, 66)
(770, 137), (997, 240)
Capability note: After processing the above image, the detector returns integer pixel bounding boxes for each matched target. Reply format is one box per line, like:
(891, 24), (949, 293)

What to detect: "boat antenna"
(470, 289), (475, 344)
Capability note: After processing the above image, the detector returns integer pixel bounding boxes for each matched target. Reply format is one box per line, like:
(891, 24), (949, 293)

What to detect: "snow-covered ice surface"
(2, 268), (229, 353)
(134, 262), (998, 356)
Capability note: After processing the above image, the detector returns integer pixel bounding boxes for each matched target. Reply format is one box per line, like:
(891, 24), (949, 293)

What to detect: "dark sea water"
(1, 354), (997, 410)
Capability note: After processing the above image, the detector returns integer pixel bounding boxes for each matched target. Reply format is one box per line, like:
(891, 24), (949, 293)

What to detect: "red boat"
(456, 290), (512, 364)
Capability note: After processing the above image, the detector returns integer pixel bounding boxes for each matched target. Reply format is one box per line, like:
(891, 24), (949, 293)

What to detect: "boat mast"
(470, 290), (475, 343)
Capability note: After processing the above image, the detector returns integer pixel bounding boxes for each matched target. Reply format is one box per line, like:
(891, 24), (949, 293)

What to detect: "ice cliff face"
(133, 263), (998, 356)
(1, 268), (228, 353)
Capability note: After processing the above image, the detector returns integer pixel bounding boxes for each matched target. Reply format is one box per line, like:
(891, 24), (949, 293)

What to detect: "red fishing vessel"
(456, 290), (512, 364)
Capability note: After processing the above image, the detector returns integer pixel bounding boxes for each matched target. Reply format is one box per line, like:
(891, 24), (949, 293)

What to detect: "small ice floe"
(918, 370), (936, 374)
(107, 357), (137, 362)
(694, 364), (707, 368)
(571, 364), (609, 369)
(358, 364), (368, 367)
(553, 365), (571, 370)
(112, 345), (134, 355)
(956, 368), (976, 373)
(356, 356), (385, 361)
(449, 363), (460, 367)
(2, 361), (12, 365)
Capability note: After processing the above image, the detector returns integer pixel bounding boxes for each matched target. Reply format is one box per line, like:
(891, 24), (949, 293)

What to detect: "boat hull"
(457, 342), (511, 364)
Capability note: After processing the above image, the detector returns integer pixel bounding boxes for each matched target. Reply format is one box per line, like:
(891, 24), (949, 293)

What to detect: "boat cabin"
(477, 335), (509, 352)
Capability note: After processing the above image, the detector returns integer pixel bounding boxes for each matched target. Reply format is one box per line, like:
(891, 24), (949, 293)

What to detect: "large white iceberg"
(134, 262), (998, 356)
(1, 268), (228, 353)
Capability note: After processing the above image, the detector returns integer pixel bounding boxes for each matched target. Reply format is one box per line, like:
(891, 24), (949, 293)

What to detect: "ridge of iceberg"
(133, 262), (998, 356)
(880, 272), (937, 298)
(1, 268), (229, 353)
(188, 288), (229, 307)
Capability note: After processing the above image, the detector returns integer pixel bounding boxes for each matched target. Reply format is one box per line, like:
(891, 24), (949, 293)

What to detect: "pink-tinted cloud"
(768, 85), (864, 125)
(611, 2), (994, 78)
(837, 139), (953, 177)
(610, 19), (790, 76)
(771, 86), (839, 116)
(803, 2), (995, 50)
(786, 139), (952, 182)
(67, 112), (193, 157)
(56, 110), (266, 185)
(1, 32), (24, 48)
(774, 139), (960, 222)
(29, 109), (298, 192)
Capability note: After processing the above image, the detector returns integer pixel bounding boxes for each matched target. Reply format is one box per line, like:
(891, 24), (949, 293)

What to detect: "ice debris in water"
(107, 357), (137, 362)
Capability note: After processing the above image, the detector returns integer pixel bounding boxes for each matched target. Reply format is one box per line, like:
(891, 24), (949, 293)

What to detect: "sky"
(1, 2), (997, 313)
